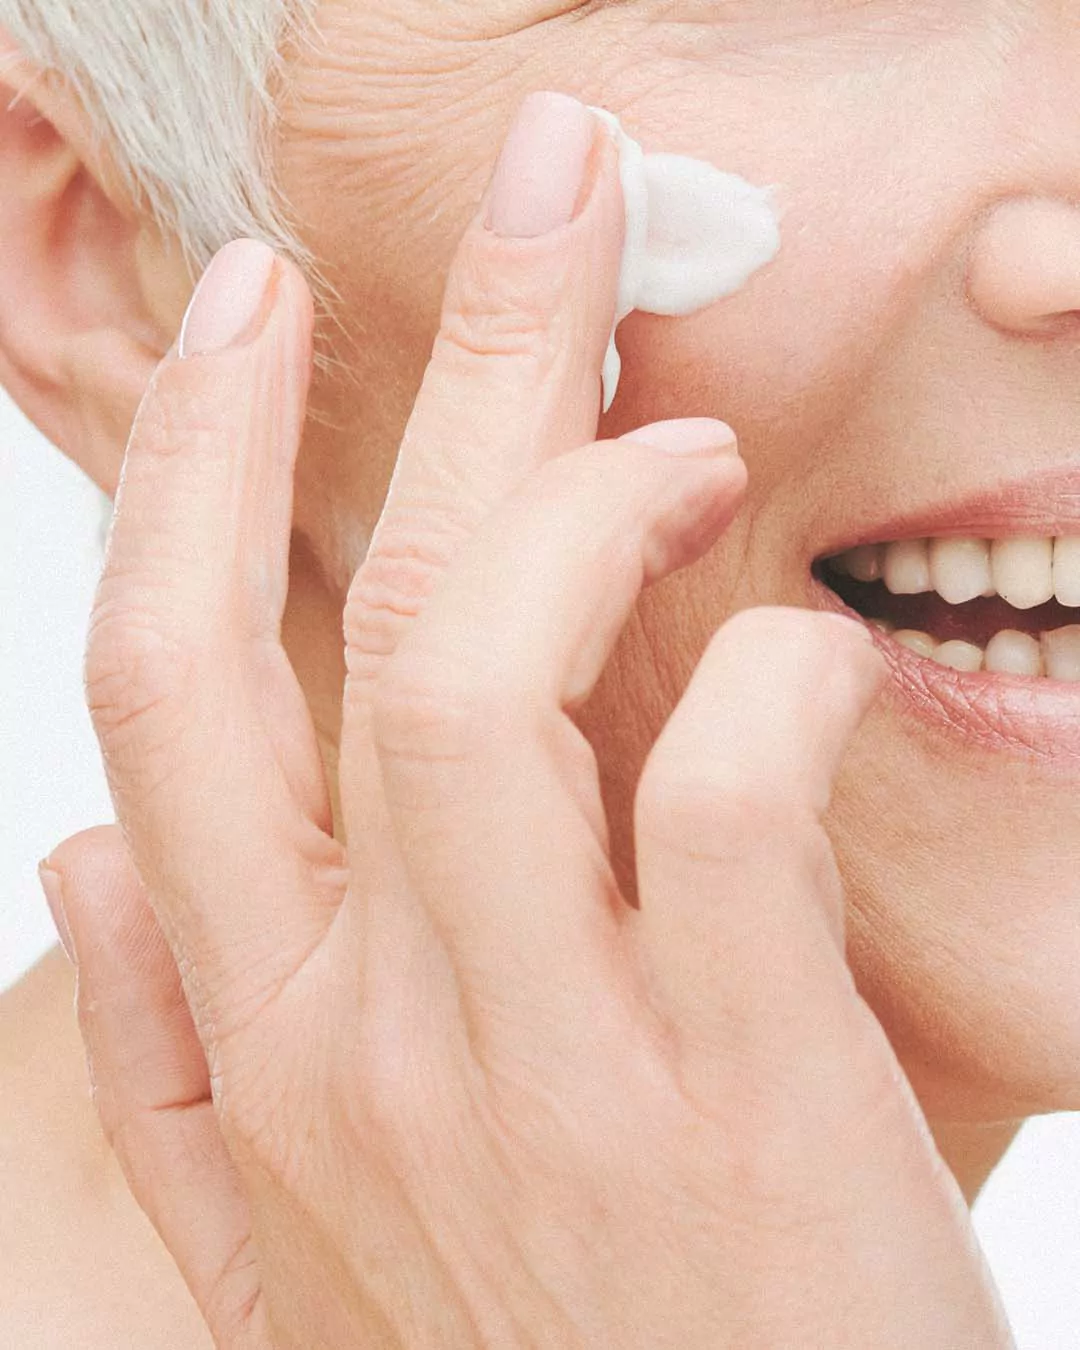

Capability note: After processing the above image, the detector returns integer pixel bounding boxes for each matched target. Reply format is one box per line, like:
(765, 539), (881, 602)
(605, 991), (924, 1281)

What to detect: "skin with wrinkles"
(2, 0), (1080, 1340)
(14, 100), (1014, 1350)
(266, 1), (1080, 1126)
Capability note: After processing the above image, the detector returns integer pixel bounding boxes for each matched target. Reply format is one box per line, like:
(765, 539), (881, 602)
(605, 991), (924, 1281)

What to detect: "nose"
(966, 197), (1080, 336)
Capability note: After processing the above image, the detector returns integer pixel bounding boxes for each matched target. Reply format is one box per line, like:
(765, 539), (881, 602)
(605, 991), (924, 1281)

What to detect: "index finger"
(341, 92), (625, 697)
(337, 90), (627, 1006)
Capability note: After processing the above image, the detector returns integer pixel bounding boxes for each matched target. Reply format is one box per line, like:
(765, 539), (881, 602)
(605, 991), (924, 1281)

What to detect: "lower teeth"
(871, 621), (1080, 679)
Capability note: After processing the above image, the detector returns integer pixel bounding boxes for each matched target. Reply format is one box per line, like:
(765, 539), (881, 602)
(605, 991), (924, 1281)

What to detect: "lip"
(816, 462), (1080, 554)
(808, 575), (1080, 766)
(807, 462), (1080, 765)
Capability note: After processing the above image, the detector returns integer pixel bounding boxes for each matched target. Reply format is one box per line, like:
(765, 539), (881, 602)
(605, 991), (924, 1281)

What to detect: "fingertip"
(39, 826), (152, 976)
(819, 611), (875, 645)
(484, 91), (599, 240)
(632, 442), (746, 587)
(37, 862), (75, 965)
(178, 239), (279, 360)
(620, 417), (739, 457)
(40, 823), (131, 890)
(714, 606), (886, 732)
(819, 613), (890, 705)
(39, 824), (149, 955)
(158, 245), (312, 384)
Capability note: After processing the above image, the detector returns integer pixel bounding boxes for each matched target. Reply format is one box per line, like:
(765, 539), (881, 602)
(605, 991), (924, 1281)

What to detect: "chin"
(828, 718), (1080, 1124)
(760, 462), (1080, 1123)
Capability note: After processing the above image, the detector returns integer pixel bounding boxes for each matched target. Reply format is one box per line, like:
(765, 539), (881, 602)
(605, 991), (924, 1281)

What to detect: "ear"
(0, 39), (196, 495)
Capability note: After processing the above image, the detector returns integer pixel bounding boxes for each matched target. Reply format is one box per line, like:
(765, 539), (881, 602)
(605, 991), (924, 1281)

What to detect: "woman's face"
(201, 1), (1080, 1123)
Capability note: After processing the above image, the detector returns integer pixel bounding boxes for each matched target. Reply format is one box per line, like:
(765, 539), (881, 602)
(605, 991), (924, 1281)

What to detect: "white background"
(3, 388), (1079, 1345)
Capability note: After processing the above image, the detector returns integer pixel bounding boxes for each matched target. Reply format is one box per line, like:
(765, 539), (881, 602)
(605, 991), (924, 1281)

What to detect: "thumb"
(40, 825), (269, 1349)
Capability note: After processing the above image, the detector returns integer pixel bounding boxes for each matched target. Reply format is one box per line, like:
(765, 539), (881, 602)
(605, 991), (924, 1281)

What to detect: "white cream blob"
(589, 108), (783, 412)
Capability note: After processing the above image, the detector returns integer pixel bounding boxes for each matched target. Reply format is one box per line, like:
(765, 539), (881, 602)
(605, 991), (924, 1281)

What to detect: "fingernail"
(178, 239), (278, 359)
(622, 418), (739, 457)
(38, 863), (76, 964)
(486, 91), (597, 239)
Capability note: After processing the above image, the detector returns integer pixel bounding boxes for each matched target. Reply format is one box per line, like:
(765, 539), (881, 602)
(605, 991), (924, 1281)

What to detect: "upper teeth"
(830, 536), (1078, 610)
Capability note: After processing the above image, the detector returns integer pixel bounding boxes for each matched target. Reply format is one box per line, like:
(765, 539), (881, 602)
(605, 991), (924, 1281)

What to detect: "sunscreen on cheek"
(589, 108), (783, 412)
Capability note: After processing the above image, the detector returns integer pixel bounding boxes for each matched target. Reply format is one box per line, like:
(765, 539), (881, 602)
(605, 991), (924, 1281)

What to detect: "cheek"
(595, 203), (899, 590)
(281, 6), (997, 568)
(600, 99), (980, 493)
(590, 22), (1002, 467)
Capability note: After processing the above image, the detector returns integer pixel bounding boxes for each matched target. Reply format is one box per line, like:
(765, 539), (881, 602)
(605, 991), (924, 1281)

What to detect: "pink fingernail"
(622, 419), (740, 457)
(179, 239), (278, 358)
(38, 863), (76, 964)
(485, 92), (597, 239)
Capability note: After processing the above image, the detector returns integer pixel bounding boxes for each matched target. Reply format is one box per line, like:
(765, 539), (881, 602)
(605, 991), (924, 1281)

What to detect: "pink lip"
(806, 462), (1080, 765)
(809, 577), (1080, 767)
(818, 462), (1080, 554)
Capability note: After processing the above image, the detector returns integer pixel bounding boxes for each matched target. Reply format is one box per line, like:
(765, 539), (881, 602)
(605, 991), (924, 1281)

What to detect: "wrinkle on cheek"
(281, 12), (545, 221)
(594, 3), (977, 93)
(392, 0), (599, 42)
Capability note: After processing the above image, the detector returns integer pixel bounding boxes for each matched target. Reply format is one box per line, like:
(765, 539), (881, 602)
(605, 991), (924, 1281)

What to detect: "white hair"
(1, 0), (343, 361)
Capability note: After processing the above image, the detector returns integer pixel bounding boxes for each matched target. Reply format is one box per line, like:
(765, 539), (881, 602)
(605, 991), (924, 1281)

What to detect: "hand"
(45, 94), (1012, 1348)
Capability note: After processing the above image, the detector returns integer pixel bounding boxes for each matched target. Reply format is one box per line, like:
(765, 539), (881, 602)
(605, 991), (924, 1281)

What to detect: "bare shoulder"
(0, 949), (213, 1350)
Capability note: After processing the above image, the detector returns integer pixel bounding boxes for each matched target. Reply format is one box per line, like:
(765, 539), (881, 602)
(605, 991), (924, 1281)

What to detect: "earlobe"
(0, 62), (189, 496)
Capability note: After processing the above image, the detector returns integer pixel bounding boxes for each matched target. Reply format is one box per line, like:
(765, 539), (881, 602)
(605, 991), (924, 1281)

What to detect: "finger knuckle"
(85, 592), (197, 760)
(722, 1026), (921, 1212)
(635, 760), (788, 857)
(435, 261), (565, 383)
(826, 1010), (926, 1137)
(436, 306), (554, 375)
(201, 1234), (265, 1348)
(131, 363), (235, 467)
(343, 524), (463, 681)
(372, 659), (511, 769)
(354, 1031), (436, 1154)
(722, 604), (823, 648)
(721, 607), (863, 691)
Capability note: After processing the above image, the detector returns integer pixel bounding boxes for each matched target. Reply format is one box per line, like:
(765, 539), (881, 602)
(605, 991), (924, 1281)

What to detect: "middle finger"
(336, 92), (626, 1015)
(340, 91), (623, 797)
(371, 425), (745, 1062)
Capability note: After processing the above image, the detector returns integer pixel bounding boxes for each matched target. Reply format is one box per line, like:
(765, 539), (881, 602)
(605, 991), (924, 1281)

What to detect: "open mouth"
(815, 536), (1080, 680)
(805, 466), (1080, 761)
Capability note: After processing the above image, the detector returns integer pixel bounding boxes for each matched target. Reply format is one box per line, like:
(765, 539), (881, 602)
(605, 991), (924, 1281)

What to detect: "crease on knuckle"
(353, 1033), (431, 1155)
(115, 1098), (218, 1193)
(349, 1016), (469, 1177)
(434, 295), (559, 381)
(201, 1232), (264, 1348)
(716, 1033), (916, 1224)
(372, 661), (512, 770)
(131, 372), (233, 467)
(635, 764), (795, 860)
(85, 598), (197, 757)
(343, 526), (464, 680)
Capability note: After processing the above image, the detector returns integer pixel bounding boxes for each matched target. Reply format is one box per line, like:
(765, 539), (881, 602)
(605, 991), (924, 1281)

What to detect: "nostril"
(1024, 310), (1080, 340)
